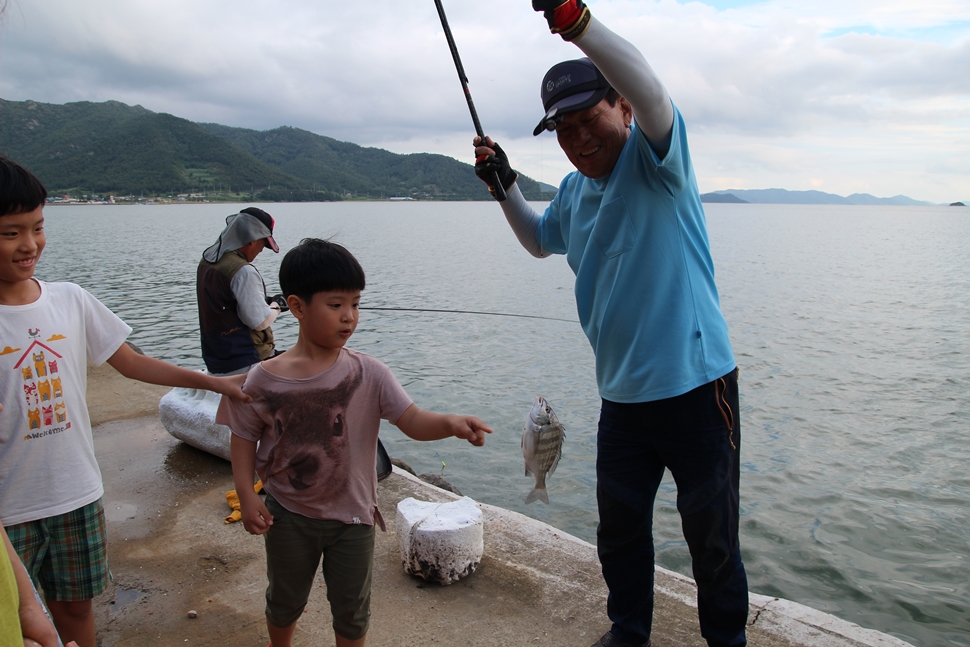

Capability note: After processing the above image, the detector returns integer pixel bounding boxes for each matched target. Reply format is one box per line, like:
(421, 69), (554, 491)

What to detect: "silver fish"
(521, 396), (565, 505)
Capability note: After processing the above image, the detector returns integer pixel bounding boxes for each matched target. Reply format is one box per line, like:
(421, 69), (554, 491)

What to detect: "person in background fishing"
(473, 3), (748, 647)
(197, 207), (285, 375)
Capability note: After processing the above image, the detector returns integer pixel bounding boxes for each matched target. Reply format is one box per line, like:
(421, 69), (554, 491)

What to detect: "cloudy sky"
(1, 0), (967, 203)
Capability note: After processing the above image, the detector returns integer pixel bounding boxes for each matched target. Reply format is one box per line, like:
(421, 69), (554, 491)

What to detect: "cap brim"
(266, 235), (280, 253)
(533, 88), (609, 136)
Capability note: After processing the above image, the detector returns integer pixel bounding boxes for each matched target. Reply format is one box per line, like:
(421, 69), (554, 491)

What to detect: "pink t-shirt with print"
(217, 347), (413, 527)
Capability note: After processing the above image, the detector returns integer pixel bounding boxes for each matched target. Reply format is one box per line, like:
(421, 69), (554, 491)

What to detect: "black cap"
(533, 58), (612, 136)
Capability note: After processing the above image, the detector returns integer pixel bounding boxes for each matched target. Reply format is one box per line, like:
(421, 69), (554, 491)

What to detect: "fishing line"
(360, 306), (576, 324)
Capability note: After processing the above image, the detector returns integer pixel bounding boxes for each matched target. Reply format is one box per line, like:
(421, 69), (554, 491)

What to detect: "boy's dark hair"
(280, 238), (365, 302)
(0, 155), (48, 217)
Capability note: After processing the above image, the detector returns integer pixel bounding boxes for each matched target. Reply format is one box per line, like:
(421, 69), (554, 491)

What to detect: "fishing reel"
(266, 294), (289, 312)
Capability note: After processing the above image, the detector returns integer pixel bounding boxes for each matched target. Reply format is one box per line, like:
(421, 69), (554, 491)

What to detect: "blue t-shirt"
(537, 105), (735, 403)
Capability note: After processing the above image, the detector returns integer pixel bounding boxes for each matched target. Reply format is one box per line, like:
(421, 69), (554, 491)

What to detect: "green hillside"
(198, 123), (549, 201)
(0, 98), (550, 201)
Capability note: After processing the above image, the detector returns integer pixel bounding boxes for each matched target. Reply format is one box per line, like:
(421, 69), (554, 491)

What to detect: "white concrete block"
(158, 387), (231, 461)
(396, 496), (483, 585)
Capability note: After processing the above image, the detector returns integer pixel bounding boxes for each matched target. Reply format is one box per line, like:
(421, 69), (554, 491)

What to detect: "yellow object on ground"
(224, 480), (263, 524)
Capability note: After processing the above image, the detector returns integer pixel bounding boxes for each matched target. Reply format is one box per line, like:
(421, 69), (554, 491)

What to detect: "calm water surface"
(39, 202), (970, 646)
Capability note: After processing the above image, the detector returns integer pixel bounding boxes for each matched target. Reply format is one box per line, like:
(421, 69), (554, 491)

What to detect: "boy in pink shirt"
(217, 238), (491, 647)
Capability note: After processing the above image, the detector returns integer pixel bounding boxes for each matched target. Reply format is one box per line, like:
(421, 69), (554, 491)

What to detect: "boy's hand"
(19, 602), (60, 647)
(106, 343), (253, 401)
(210, 373), (252, 403)
(449, 415), (493, 447)
(239, 495), (273, 535)
(395, 404), (492, 445)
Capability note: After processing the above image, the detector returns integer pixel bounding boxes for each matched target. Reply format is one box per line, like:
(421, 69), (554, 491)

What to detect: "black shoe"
(590, 631), (650, 647)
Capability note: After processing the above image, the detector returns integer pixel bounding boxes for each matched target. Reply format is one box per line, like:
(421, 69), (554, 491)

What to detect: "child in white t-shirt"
(217, 237), (492, 647)
(0, 155), (250, 647)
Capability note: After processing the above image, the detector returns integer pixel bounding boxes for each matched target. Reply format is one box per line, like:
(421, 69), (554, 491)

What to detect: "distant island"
(700, 189), (944, 207)
(699, 192), (749, 204)
(0, 98), (552, 202)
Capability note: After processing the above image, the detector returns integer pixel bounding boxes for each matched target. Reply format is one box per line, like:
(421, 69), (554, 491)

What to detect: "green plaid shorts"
(6, 498), (110, 602)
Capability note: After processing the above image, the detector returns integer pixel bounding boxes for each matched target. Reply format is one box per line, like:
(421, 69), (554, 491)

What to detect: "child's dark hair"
(280, 238), (365, 302)
(0, 155), (48, 217)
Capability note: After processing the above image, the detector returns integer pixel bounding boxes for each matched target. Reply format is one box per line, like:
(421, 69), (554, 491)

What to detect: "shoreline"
(87, 362), (915, 647)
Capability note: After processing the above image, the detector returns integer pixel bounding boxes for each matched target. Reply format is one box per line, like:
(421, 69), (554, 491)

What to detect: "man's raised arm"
(534, 1), (675, 154)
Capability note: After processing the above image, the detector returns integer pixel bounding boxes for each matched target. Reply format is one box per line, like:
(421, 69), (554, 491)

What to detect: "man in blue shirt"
(474, 3), (748, 646)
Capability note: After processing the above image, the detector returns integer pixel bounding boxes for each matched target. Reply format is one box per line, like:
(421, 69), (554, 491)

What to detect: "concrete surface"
(86, 362), (915, 647)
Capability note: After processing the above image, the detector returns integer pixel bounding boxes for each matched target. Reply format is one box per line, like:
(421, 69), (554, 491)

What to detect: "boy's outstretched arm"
(394, 404), (492, 446)
(105, 342), (251, 402)
(229, 435), (273, 535)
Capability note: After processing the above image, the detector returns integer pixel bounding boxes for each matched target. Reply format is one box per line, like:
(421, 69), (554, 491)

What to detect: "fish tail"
(525, 485), (549, 505)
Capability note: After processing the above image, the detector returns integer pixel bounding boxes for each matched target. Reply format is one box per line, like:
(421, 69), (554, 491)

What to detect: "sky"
(1, 0), (968, 204)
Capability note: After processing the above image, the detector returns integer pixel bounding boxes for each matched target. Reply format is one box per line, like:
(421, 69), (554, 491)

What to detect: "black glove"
(266, 294), (289, 312)
(532, 0), (591, 41)
(474, 142), (518, 200)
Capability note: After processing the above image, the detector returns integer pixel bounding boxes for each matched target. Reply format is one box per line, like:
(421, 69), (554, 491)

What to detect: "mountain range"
(0, 98), (550, 201)
(700, 189), (940, 206)
(1, 98), (955, 206)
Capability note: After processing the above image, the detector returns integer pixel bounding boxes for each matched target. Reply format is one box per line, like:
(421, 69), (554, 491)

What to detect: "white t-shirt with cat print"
(0, 280), (131, 525)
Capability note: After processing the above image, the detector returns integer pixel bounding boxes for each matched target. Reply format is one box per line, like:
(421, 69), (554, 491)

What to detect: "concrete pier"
(86, 363), (914, 647)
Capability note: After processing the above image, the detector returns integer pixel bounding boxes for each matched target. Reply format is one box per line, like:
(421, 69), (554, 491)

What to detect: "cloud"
(1, 0), (968, 202)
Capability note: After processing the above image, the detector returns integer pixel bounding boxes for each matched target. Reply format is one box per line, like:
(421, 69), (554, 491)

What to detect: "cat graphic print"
(260, 368), (364, 497)
(0, 329), (72, 440)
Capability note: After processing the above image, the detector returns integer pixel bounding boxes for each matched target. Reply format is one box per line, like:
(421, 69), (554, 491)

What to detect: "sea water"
(38, 202), (970, 646)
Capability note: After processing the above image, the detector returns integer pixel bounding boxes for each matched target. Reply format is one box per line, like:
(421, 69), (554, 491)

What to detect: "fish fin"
(524, 486), (549, 505)
(546, 449), (562, 478)
(524, 465), (532, 477)
(521, 427), (536, 459)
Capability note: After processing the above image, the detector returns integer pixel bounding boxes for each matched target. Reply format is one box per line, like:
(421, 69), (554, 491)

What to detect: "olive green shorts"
(263, 494), (375, 640)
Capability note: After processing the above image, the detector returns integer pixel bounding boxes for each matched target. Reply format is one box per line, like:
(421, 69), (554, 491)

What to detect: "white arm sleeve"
(230, 264), (274, 330)
(575, 16), (675, 154)
(256, 304), (280, 331)
(500, 184), (551, 259)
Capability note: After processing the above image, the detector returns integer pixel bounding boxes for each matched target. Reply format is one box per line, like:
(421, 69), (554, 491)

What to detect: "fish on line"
(521, 396), (566, 505)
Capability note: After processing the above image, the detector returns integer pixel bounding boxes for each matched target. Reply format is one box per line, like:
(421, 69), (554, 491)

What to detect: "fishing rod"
(360, 306), (576, 324)
(433, 0), (506, 201)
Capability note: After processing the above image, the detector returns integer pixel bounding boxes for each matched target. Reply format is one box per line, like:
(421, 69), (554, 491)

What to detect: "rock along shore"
(87, 362), (913, 647)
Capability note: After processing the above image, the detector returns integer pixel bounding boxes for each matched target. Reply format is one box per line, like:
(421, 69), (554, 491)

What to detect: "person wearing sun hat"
(473, 2), (748, 647)
(197, 207), (283, 375)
